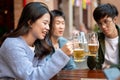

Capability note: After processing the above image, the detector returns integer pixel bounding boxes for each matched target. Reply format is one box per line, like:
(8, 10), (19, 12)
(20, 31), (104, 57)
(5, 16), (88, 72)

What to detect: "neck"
(21, 33), (36, 47)
(51, 36), (58, 44)
(109, 28), (118, 38)
(113, 29), (118, 38)
(51, 36), (59, 49)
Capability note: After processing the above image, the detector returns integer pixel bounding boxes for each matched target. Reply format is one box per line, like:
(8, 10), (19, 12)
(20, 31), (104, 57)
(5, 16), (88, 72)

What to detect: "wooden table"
(51, 69), (107, 80)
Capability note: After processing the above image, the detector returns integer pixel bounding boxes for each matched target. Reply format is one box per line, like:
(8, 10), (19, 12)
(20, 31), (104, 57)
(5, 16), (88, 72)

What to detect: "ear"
(113, 16), (118, 23)
(28, 20), (32, 25)
(27, 20), (33, 28)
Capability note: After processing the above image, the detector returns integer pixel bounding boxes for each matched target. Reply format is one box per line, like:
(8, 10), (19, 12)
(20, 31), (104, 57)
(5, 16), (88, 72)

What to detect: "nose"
(101, 24), (106, 28)
(101, 24), (107, 30)
(60, 24), (65, 29)
(46, 24), (50, 30)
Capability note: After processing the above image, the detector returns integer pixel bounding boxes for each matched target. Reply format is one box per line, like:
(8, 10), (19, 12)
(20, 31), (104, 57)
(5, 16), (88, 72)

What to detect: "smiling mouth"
(104, 30), (109, 33)
(42, 31), (48, 36)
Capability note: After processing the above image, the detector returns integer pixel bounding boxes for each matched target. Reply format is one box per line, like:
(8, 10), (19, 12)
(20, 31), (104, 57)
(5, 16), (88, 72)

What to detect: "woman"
(46, 10), (76, 70)
(0, 2), (73, 80)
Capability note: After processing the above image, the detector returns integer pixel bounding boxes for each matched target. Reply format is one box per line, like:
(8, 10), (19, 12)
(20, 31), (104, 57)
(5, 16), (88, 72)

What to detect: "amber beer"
(73, 48), (84, 62)
(88, 44), (98, 54)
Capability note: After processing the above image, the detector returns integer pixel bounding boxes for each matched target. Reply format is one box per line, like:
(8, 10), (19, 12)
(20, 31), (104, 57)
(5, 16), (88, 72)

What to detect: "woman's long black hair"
(0, 2), (53, 59)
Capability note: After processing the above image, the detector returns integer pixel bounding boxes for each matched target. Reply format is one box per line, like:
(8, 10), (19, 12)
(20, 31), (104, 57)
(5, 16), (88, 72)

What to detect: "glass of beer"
(87, 32), (99, 56)
(73, 33), (85, 62)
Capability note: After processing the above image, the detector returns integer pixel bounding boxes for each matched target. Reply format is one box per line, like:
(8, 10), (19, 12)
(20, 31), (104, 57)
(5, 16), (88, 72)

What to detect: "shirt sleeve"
(62, 56), (77, 70)
(1, 39), (70, 80)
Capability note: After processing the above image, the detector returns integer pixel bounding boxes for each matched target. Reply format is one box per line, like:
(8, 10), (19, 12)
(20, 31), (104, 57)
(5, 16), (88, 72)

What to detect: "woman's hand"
(61, 41), (73, 56)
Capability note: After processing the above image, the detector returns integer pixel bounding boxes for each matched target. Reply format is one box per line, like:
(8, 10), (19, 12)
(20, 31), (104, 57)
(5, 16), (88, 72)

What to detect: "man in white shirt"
(87, 3), (120, 70)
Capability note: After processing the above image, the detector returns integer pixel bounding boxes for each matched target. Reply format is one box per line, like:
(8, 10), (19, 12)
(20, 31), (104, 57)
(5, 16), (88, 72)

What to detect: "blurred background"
(0, 0), (120, 38)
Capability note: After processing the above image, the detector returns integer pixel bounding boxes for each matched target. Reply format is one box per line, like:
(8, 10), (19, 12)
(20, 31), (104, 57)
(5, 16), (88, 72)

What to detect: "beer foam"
(88, 44), (98, 46)
(74, 48), (84, 51)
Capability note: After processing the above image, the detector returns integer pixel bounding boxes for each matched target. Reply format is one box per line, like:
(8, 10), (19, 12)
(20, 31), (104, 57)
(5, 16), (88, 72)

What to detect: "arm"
(1, 39), (70, 80)
(96, 33), (105, 69)
(59, 37), (77, 70)
(96, 44), (120, 70)
(95, 45), (104, 69)
(62, 56), (77, 70)
(110, 64), (120, 69)
(87, 46), (104, 70)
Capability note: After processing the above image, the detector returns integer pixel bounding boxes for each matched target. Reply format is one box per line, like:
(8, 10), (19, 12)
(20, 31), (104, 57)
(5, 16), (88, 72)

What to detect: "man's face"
(52, 16), (65, 38)
(97, 16), (117, 38)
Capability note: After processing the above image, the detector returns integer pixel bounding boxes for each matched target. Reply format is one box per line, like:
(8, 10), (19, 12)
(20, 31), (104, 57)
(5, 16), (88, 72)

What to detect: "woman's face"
(52, 16), (65, 38)
(31, 13), (50, 40)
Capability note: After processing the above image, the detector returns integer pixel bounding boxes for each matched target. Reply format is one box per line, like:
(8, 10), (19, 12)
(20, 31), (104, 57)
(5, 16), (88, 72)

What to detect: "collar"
(98, 25), (120, 55)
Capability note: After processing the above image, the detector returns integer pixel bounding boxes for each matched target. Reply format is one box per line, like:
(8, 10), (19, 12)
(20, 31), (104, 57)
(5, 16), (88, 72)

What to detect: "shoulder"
(97, 32), (105, 40)
(0, 37), (33, 59)
(1, 37), (27, 50)
(58, 37), (68, 42)
(58, 37), (68, 48)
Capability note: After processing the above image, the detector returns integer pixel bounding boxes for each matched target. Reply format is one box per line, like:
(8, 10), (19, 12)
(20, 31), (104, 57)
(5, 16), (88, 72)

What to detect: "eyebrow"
(99, 17), (112, 22)
(43, 19), (49, 22)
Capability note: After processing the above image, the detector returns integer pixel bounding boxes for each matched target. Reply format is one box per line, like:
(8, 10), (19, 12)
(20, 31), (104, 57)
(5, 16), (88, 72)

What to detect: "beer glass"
(73, 33), (85, 62)
(87, 32), (99, 56)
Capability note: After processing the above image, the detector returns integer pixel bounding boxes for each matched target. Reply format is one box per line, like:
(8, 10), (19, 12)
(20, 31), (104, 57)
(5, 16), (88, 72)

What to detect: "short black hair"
(93, 3), (118, 22)
(51, 10), (65, 20)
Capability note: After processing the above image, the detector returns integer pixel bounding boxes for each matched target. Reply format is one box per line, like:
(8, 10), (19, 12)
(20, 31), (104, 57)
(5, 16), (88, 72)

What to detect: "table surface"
(51, 69), (107, 80)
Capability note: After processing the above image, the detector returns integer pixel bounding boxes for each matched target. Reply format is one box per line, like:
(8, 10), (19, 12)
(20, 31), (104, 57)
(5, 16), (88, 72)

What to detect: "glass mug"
(72, 33), (85, 62)
(87, 32), (99, 56)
